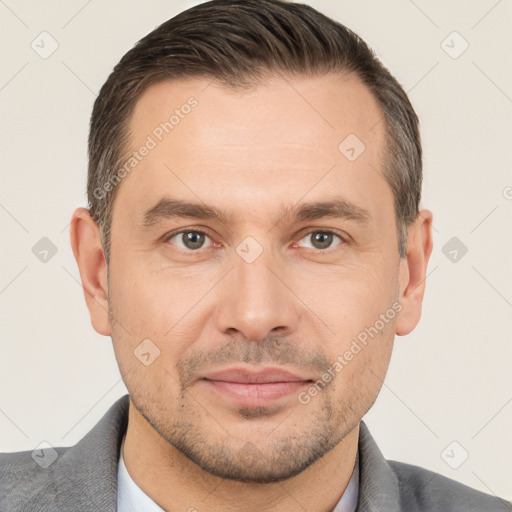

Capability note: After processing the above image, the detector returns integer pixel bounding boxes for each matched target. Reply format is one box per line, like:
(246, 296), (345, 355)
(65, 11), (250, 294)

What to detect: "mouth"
(199, 367), (314, 407)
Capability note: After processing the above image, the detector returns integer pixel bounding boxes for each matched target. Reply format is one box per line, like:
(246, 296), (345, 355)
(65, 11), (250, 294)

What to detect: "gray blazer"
(1, 395), (510, 511)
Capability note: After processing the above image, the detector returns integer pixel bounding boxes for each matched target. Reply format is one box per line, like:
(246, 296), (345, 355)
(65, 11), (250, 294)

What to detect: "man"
(1, 0), (509, 511)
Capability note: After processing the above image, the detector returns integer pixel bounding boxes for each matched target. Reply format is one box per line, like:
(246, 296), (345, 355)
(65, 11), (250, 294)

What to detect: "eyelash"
(162, 228), (347, 253)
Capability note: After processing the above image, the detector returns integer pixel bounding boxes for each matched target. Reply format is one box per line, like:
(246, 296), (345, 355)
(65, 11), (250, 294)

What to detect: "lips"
(200, 367), (313, 406)
(202, 367), (310, 384)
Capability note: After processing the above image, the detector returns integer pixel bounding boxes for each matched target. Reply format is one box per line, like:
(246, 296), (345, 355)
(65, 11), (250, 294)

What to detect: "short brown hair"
(88, 0), (422, 262)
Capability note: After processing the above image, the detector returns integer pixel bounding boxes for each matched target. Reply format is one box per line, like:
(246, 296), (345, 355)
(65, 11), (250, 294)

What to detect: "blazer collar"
(26, 395), (130, 512)
(356, 421), (401, 511)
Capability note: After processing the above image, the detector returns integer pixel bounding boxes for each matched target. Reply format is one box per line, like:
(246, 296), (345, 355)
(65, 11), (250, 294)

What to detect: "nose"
(213, 245), (301, 341)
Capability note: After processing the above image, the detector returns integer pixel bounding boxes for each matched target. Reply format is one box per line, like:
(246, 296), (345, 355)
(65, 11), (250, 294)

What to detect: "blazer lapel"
(356, 421), (402, 511)
(25, 395), (129, 512)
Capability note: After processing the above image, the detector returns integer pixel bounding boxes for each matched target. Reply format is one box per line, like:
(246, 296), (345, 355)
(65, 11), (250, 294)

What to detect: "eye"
(166, 230), (212, 251)
(297, 230), (344, 250)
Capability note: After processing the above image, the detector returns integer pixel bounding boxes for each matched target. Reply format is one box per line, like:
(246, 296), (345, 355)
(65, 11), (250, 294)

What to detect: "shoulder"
(0, 395), (129, 512)
(0, 446), (70, 511)
(388, 459), (512, 511)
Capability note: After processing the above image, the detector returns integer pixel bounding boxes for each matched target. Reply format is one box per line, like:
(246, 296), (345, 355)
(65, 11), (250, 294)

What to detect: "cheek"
(107, 260), (215, 370)
(110, 258), (200, 331)
(298, 258), (399, 339)
(326, 316), (395, 410)
(296, 258), (399, 400)
(107, 272), (189, 402)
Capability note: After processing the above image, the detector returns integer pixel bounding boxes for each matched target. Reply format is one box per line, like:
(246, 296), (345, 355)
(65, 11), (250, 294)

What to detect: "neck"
(122, 401), (359, 512)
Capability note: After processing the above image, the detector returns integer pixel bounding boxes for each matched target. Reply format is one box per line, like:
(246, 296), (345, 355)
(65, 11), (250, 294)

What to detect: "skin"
(71, 73), (433, 512)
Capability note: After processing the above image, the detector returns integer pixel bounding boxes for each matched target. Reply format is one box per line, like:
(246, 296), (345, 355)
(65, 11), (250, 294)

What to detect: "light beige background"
(1, 0), (511, 501)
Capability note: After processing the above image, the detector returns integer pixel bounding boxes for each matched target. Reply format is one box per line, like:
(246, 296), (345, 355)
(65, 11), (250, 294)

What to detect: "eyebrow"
(141, 196), (372, 228)
(142, 198), (230, 227)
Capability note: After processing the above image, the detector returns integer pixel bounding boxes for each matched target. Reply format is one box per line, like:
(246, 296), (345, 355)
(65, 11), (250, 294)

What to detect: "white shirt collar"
(333, 451), (359, 512)
(117, 441), (359, 512)
(117, 441), (165, 512)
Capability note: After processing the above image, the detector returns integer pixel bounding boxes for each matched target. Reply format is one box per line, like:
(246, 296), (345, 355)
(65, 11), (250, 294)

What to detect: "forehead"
(127, 72), (384, 156)
(114, 73), (391, 227)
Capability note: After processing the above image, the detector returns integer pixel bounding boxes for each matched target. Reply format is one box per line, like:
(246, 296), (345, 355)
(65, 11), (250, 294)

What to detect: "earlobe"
(69, 207), (111, 336)
(395, 209), (434, 336)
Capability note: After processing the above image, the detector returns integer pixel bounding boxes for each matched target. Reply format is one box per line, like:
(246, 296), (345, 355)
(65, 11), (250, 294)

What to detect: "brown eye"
(168, 231), (211, 250)
(297, 231), (342, 250)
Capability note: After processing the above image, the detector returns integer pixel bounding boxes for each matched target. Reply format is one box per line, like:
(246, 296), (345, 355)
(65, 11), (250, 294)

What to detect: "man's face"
(107, 73), (401, 482)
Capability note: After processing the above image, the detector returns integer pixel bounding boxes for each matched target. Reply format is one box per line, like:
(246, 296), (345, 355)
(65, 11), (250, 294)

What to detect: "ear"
(395, 209), (434, 336)
(69, 207), (111, 336)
